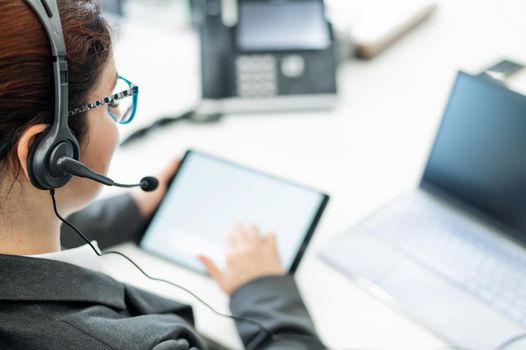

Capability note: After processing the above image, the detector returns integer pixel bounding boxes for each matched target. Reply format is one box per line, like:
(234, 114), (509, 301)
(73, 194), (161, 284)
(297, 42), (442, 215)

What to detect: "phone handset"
(196, 0), (233, 99)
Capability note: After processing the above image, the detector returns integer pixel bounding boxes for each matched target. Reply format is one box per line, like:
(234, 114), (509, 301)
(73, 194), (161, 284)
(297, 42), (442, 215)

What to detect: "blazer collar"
(0, 253), (126, 310)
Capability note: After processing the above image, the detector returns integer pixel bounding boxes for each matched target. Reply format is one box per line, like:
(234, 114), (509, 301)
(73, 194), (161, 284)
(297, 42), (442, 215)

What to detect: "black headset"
(23, 0), (157, 192)
(25, 0), (80, 190)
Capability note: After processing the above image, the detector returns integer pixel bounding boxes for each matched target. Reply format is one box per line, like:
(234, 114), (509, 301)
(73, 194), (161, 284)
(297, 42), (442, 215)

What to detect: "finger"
(227, 223), (244, 250)
(239, 224), (260, 248)
(198, 255), (224, 285)
(263, 233), (283, 267)
(246, 224), (259, 241)
(263, 232), (278, 248)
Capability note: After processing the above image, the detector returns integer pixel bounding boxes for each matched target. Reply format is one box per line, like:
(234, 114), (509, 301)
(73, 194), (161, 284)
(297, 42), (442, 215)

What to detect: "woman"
(0, 1), (323, 349)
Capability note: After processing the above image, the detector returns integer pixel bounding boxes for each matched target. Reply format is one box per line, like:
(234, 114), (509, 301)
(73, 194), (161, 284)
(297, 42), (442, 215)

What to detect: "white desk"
(98, 0), (526, 349)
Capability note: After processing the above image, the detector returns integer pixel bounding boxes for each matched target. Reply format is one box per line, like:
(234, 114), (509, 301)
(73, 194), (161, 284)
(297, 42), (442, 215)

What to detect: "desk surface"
(99, 0), (526, 349)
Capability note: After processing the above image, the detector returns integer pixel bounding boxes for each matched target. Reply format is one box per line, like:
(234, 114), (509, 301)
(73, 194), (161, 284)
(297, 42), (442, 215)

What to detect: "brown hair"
(0, 0), (112, 169)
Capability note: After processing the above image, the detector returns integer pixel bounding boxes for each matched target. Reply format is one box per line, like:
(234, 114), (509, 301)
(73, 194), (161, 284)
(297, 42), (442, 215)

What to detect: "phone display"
(237, 0), (331, 51)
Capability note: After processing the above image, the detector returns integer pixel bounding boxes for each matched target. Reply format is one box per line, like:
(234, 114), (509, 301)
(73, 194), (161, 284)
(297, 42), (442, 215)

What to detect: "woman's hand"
(199, 224), (285, 295)
(131, 159), (179, 218)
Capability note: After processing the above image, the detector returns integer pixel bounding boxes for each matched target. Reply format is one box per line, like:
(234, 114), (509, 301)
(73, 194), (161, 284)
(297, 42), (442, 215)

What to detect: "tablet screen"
(140, 150), (329, 274)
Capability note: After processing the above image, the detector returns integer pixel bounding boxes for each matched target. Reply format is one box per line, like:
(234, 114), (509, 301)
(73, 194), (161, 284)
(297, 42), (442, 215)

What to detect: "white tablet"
(140, 150), (329, 274)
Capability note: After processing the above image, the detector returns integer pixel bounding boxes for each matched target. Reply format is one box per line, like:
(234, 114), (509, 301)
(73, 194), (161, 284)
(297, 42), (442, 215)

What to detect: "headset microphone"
(56, 156), (158, 192)
(137, 176), (159, 192)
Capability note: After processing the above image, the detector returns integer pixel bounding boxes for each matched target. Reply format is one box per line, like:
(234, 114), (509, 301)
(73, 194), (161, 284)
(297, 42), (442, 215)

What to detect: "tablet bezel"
(140, 149), (330, 274)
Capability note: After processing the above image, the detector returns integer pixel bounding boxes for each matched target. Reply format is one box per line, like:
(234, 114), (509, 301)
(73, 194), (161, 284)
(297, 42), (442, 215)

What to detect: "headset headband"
(25, 0), (68, 128)
(24, 0), (80, 190)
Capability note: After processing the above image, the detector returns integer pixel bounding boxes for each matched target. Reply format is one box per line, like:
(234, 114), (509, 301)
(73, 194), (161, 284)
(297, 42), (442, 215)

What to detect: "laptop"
(320, 72), (526, 350)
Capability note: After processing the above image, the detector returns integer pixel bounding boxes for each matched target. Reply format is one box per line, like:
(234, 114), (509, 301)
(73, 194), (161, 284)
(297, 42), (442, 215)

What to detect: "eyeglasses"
(68, 75), (139, 124)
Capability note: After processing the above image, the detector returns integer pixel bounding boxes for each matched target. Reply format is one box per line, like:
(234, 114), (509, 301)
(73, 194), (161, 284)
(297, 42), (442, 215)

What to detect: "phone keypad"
(235, 55), (278, 97)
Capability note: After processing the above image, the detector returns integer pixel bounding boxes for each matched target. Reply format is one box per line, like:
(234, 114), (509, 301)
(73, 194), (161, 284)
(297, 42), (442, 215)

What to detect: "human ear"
(16, 124), (49, 181)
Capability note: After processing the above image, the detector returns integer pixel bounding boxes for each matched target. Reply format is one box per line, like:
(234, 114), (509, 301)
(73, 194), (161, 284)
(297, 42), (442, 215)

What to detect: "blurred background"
(98, 1), (526, 349)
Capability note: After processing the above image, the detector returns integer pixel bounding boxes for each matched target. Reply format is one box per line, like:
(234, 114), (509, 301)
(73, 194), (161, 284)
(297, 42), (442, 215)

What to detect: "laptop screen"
(422, 72), (526, 240)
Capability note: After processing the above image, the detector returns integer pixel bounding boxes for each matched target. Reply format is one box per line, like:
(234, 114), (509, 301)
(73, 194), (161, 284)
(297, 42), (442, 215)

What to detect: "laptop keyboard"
(366, 194), (526, 326)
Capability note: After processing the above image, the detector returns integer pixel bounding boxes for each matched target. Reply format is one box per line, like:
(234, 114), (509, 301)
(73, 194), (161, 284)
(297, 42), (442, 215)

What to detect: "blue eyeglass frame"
(68, 75), (139, 124)
(1, 76), (138, 161)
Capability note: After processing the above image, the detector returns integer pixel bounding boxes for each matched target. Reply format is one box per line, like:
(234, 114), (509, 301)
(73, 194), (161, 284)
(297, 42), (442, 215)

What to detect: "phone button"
(281, 55), (305, 78)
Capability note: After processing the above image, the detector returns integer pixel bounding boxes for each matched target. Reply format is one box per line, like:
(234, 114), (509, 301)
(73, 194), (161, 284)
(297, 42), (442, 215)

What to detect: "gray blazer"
(0, 194), (323, 350)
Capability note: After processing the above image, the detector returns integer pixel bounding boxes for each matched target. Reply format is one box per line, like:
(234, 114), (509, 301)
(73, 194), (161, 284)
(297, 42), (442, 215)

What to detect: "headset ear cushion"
(27, 132), (48, 190)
